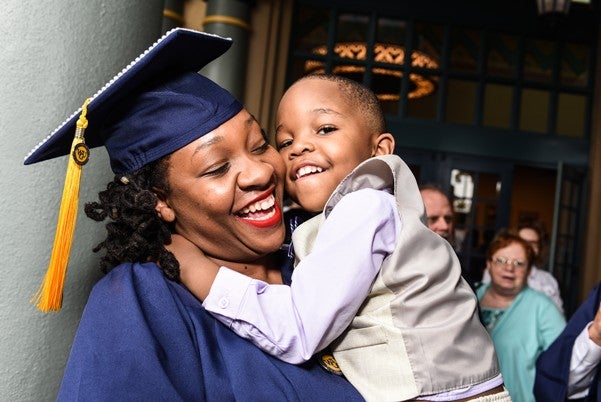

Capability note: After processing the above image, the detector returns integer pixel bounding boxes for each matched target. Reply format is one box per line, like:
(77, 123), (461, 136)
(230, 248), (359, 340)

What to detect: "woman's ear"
(155, 198), (176, 223)
(372, 133), (395, 156)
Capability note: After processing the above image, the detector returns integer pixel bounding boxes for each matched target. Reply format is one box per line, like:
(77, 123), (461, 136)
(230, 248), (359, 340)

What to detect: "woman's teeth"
(240, 194), (275, 215)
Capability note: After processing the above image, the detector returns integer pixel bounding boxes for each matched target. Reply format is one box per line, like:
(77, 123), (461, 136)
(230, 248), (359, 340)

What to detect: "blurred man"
(420, 184), (454, 245)
(420, 184), (481, 289)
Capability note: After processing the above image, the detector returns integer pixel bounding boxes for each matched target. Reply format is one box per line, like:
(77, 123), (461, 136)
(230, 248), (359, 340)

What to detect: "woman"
(25, 29), (363, 401)
(477, 230), (565, 402)
(516, 220), (564, 311)
(481, 220), (564, 312)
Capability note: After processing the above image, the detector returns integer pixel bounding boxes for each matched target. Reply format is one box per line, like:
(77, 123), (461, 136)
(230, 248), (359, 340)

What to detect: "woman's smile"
(236, 192), (282, 228)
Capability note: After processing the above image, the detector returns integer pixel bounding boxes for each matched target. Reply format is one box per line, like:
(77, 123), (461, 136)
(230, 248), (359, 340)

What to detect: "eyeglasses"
(491, 256), (527, 269)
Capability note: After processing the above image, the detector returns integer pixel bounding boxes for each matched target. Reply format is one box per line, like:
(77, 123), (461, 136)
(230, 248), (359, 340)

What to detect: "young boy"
(172, 75), (509, 401)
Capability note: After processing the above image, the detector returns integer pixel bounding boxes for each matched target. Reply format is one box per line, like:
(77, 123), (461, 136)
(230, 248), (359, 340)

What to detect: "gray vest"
(291, 155), (500, 401)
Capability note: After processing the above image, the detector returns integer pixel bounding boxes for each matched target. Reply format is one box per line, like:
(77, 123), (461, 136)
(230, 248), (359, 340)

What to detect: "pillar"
(201, 0), (254, 99)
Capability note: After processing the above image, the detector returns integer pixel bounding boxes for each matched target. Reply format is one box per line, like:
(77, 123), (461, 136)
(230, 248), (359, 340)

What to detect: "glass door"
(402, 149), (587, 313)
(400, 149), (512, 286)
(445, 159), (512, 287)
(550, 162), (588, 315)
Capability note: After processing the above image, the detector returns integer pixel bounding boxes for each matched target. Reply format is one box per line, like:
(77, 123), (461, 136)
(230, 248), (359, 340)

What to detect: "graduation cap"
(24, 28), (243, 312)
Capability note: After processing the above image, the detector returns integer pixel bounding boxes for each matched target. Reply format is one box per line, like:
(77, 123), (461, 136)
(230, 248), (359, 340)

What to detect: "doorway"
(401, 150), (561, 289)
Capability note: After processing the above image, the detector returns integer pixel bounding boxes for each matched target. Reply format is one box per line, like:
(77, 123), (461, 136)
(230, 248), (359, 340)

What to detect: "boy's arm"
(204, 188), (400, 363)
(166, 234), (219, 300)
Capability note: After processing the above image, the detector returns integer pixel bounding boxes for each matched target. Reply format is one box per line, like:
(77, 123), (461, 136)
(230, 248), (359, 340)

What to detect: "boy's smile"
(294, 164), (324, 179)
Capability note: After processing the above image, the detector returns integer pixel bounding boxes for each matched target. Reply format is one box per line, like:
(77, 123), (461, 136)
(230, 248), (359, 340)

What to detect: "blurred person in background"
(477, 229), (565, 402)
(481, 220), (563, 313)
(420, 184), (455, 247)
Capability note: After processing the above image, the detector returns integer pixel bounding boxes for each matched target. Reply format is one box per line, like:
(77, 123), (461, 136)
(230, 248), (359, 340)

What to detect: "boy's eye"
(317, 126), (337, 135)
(277, 138), (293, 150)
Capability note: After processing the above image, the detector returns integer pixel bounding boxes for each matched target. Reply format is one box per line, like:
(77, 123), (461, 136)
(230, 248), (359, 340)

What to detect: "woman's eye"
(277, 139), (293, 150)
(253, 141), (271, 154)
(317, 126), (337, 135)
(203, 163), (230, 177)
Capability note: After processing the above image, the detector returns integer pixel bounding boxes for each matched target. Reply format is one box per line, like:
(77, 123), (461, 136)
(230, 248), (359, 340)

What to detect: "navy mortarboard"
(25, 28), (242, 312)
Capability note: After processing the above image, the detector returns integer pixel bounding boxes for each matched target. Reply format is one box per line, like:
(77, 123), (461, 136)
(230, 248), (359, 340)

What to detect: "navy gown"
(535, 283), (601, 402)
(57, 262), (364, 401)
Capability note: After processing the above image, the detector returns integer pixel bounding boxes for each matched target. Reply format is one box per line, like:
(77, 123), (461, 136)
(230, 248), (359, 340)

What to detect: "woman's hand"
(166, 234), (219, 301)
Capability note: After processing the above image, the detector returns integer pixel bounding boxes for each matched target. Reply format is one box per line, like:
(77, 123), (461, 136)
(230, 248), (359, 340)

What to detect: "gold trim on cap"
(202, 15), (252, 32)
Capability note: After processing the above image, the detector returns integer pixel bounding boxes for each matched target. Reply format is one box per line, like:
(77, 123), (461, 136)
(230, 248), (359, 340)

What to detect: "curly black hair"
(84, 156), (180, 281)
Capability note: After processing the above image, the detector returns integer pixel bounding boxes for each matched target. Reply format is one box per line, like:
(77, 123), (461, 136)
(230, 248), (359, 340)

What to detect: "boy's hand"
(589, 303), (601, 346)
(166, 234), (219, 301)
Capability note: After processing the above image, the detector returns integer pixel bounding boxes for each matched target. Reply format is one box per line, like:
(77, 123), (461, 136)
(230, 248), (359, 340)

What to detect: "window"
(287, 1), (595, 149)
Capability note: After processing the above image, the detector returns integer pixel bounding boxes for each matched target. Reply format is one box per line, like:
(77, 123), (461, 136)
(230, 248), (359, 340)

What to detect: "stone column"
(163, 0), (185, 33)
(201, 0), (254, 99)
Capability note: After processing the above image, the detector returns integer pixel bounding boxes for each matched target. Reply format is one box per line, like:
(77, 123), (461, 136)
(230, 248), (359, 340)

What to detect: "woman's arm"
(539, 297), (567, 350)
(180, 188), (399, 363)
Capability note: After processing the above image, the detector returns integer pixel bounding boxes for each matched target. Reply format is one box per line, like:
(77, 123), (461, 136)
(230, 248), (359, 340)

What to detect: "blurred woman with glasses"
(480, 219), (564, 312)
(476, 229), (566, 402)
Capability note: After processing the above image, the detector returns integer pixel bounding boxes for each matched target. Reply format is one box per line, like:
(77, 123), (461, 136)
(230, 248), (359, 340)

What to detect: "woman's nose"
(238, 156), (275, 189)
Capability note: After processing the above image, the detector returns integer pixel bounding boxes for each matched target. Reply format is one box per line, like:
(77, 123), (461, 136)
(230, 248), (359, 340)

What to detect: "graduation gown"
(534, 283), (601, 402)
(57, 262), (364, 401)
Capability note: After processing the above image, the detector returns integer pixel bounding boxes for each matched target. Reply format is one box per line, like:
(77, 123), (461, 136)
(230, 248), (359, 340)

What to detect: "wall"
(583, 12), (601, 299)
(0, 1), (163, 400)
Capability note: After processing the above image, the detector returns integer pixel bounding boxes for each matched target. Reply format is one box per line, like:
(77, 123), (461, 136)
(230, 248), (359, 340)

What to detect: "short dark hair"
(419, 183), (451, 201)
(297, 74), (386, 134)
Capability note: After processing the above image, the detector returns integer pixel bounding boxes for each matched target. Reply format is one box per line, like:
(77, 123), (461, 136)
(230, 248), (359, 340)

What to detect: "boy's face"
(275, 78), (376, 212)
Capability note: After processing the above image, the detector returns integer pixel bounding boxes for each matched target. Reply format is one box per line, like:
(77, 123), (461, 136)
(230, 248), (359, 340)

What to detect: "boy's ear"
(155, 197), (176, 223)
(372, 132), (395, 156)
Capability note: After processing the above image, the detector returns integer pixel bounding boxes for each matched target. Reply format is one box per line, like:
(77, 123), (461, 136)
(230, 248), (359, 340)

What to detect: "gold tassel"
(32, 98), (91, 313)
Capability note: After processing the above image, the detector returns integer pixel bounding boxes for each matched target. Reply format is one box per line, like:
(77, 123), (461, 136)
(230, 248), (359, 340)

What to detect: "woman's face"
(159, 109), (286, 263)
(518, 227), (540, 257)
(487, 241), (530, 297)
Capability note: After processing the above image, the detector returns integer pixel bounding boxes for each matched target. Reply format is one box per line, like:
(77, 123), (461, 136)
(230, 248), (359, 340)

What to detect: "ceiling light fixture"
(305, 42), (439, 100)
